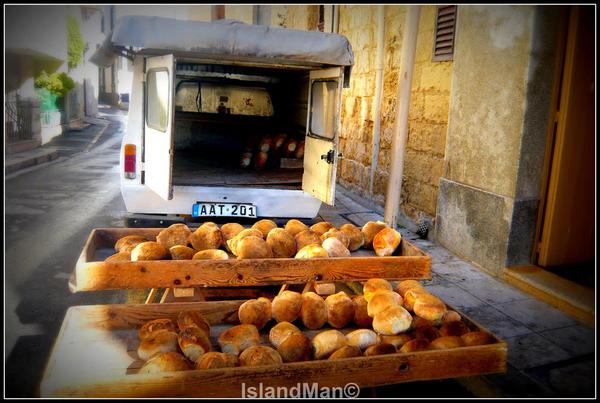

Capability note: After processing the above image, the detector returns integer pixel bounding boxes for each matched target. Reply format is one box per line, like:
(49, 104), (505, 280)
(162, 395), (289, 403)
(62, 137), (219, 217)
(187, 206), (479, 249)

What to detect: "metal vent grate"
(433, 5), (457, 62)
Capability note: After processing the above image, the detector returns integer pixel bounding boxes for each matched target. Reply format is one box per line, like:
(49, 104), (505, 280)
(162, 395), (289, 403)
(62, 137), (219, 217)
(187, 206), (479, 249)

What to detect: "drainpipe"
(368, 5), (386, 197)
(383, 5), (420, 228)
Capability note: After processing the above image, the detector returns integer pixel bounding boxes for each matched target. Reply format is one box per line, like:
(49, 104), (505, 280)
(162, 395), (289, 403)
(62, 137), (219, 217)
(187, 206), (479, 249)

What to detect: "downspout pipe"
(384, 5), (420, 228)
(369, 5), (386, 196)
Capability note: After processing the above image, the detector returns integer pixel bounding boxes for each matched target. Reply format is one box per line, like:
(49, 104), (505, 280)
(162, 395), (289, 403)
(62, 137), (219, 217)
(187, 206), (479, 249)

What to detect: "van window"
(310, 80), (337, 139)
(146, 69), (170, 131)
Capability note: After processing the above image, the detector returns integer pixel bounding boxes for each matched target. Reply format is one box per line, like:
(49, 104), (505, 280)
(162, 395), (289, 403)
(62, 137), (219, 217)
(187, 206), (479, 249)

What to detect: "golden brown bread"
(266, 228), (297, 258)
(295, 244), (329, 259)
(139, 352), (191, 373)
(156, 223), (192, 249)
(115, 235), (148, 253)
(367, 290), (403, 317)
(346, 329), (379, 350)
(372, 305), (413, 335)
(361, 221), (388, 249)
(300, 292), (328, 330)
(340, 224), (365, 251)
(189, 224), (223, 252)
(169, 245), (195, 260)
(373, 227), (401, 256)
(251, 219), (278, 239)
(364, 343), (397, 356)
(328, 345), (362, 360)
(137, 331), (179, 361)
(192, 249), (229, 260)
(239, 346), (283, 367)
(363, 278), (393, 302)
(311, 329), (348, 359)
(227, 228), (263, 255)
(294, 229), (322, 250)
(439, 321), (470, 337)
(410, 316), (435, 330)
(177, 311), (211, 336)
(269, 321), (302, 348)
(236, 236), (273, 259)
(429, 336), (465, 350)
(178, 326), (212, 362)
(271, 291), (303, 323)
(310, 221), (335, 236)
(380, 334), (413, 350)
(461, 331), (494, 346)
(325, 291), (355, 328)
(221, 223), (245, 250)
(218, 324), (260, 355)
(441, 310), (462, 324)
(195, 352), (239, 369)
(321, 237), (351, 257)
(410, 325), (441, 342)
(105, 251), (131, 262)
(320, 228), (350, 248)
(413, 293), (447, 321)
(139, 318), (177, 340)
(352, 295), (373, 328)
(395, 280), (424, 297)
(238, 298), (272, 329)
(399, 338), (430, 353)
(277, 333), (313, 363)
(284, 219), (309, 237)
(131, 241), (169, 261)
(403, 288), (431, 312)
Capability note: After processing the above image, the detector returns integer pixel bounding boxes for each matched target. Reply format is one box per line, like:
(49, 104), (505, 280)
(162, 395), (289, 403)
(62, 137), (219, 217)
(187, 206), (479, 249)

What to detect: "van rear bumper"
(121, 184), (323, 219)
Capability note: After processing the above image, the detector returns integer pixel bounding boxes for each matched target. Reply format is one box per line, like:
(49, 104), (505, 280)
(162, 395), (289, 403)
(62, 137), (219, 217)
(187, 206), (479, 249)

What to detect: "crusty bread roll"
(139, 318), (177, 340)
(115, 235), (148, 253)
(352, 295), (373, 328)
(439, 321), (470, 337)
(269, 321), (302, 348)
(192, 249), (229, 260)
(340, 224), (365, 251)
(410, 325), (441, 342)
(461, 331), (494, 346)
(221, 223), (245, 250)
(380, 334), (413, 350)
(363, 278), (393, 302)
(346, 329), (379, 350)
(272, 291), (303, 323)
(413, 293), (447, 321)
(277, 333), (313, 363)
(236, 236), (273, 259)
(429, 336), (465, 350)
(372, 305), (413, 335)
(294, 229), (322, 251)
(325, 292), (355, 328)
(239, 345), (283, 367)
(328, 345), (362, 360)
(177, 311), (211, 336)
(311, 329), (348, 359)
(395, 280), (424, 297)
(373, 227), (401, 256)
(284, 219), (309, 237)
(266, 228), (297, 258)
(238, 298), (272, 329)
(320, 229), (350, 248)
(441, 310), (462, 324)
(300, 292), (328, 329)
(364, 343), (397, 356)
(131, 241), (169, 261)
(169, 245), (195, 260)
(321, 237), (351, 257)
(156, 223), (192, 250)
(201, 222), (219, 229)
(189, 224), (223, 252)
(410, 316), (435, 330)
(196, 352), (239, 369)
(227, 229), (263, 256)
(361, 221), (388, 249)
(399, 338), (430, 353)
(403, 288), (431, 312)
(310, 221), (335, 236)
(105, 251), (131, 262)
(218, 324), (260, 355)
(295, 244), (329, 259)
(178, 326), (212, 363)
(251, 219), (277, 239)
(367, 290), (403, 318)
(137, 331), (179, 361)
(139, 351), (191, 374)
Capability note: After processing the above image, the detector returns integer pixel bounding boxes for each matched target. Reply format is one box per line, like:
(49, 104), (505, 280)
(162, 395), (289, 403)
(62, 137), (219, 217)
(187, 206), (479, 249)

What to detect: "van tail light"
(124, 144), (136, 179)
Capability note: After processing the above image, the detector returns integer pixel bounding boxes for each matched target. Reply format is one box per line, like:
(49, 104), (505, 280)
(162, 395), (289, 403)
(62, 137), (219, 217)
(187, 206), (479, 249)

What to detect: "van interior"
(171, 62), (310, 189)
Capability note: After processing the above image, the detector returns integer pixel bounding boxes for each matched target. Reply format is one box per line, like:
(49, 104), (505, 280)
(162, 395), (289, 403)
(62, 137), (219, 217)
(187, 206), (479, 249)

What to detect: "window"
(433, 5), (457, 62)
(146, 69), (170, 131)
(309, 80), (337, 140)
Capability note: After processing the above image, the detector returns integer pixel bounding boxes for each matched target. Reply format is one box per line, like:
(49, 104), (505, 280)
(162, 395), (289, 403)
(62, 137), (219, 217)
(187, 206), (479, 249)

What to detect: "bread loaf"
(192, 249), (229, 260)
(373, 227), (401, 257)
(156, 223), (192, 250)
(339, 224), (365, 251)
(131, 241), (169, 261)
(282, 138), (298, 157)
(399, 338), (430, 353)
(413, 293), (447, 321)
(253, 151), (269, 170)
(139, 352), (191, 373)
(294, 229), (322, 250)
(236, 236), (273, 259)
(364, 343), (397, 356)
(240, 152), (253, 168)
(310, 221), (335, 236)
(380, 334), (413, 350)
(284, 219), (309, 237)
(196, 352), (238, 369)
(139, 318), (177, 341)
(189, 224), (223, 252)
(311, 329), (348, 359)
(346, 329), (379, 350)
(295, 244), (329, 259)
(239, 346), (283, 367)
(177, 311), (211, 336)
(461, 331), (494, 346)
(320, 229), (350, 248)
(439, 321), (470, 337)
(395, 280), (424, 297)
(169, 245), (195, 260)
(328, 345), (362, 360)
(218, 324), (260, 355)
(410, 316), (435, 330)
(178, 326), (212, 362)
(403, 288), (430, 312)
(277, 333), (313, 363)
(221, 223), (245, 250)
(429, 336), (465, 350)
(372, 305), (413, 335)
(300, 292), (328, 329)
(321, 237), (351, 257)
(294, 140), (305, 159)
(115, 235), (148, 253)
(238, 298), (272, 329)
(367, 290), (403, 317)
(105, 251), (131, 262)
(251, 219), (277, 239)
(271, 291), (302, 323)
(361, 221), (388, 249)
(269, 321), (302, 348)
(227, 228), (263, 256)
(266, 228), (296, 258)
(441, 310), (462, 324)
(352, 295), (373, 328)
(273, 133), (288, 151)
(325, 292), (355, 328)
(363, 278), (393, 302)
(410, 325), (441, 342)
(137, 331), (179, 361)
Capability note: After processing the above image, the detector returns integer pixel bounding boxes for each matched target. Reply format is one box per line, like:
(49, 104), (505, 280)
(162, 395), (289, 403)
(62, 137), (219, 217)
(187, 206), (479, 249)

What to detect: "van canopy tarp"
(90, 16), (354, 69)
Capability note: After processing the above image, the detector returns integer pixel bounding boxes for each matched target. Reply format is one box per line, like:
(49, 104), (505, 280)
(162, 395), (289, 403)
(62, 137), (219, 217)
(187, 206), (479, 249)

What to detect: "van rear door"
(302, 68), (343, 205)
(144, 54), (175, 200)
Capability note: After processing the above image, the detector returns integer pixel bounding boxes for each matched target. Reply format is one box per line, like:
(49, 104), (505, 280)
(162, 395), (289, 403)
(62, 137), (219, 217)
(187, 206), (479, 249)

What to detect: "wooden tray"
(69, 228), (431, 292)
(41, 300), (507, 397)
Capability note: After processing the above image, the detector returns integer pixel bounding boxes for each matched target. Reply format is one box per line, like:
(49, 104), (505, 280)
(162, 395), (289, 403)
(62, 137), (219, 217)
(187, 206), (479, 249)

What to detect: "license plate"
(192, 202), (257, 218)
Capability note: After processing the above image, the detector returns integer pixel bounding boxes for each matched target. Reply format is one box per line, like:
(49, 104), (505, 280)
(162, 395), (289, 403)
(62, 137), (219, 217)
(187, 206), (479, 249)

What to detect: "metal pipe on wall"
(368, 5), (386, 196)
(384, 5), (421, 228)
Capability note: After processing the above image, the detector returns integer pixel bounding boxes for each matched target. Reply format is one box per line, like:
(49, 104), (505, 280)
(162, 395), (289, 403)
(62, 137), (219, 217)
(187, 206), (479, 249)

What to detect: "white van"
(91, 16), (353, 224)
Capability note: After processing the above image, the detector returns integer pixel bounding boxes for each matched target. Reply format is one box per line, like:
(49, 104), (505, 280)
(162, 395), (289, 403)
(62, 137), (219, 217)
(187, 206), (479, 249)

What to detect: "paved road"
(5, 106), (130, 397)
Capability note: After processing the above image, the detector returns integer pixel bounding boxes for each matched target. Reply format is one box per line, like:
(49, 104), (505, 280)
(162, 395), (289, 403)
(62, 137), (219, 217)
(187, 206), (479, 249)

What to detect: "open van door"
(302, 68), (343, 205)
(144, 54), (175, 200)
